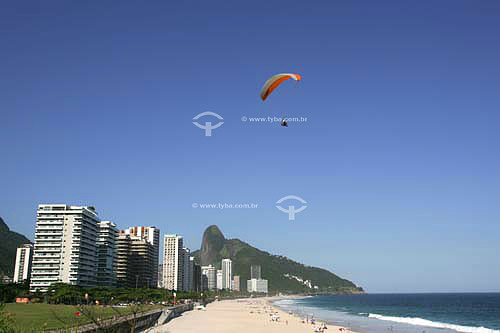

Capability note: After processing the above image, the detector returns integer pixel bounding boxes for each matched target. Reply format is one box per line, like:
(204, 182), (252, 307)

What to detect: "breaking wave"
(368, 313), (500, 333)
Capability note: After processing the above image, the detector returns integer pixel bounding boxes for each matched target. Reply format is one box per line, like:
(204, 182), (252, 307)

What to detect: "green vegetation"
(0, 283), (30, 304)
(2, 282), (204, 305)
(6, 303), (88, 330)
(4, 303), (162, 331)
(0, 217), (31, 279)
(0, 303), (16, 333)
(0, 282), (228, 332)
(194, 225), (364, 294)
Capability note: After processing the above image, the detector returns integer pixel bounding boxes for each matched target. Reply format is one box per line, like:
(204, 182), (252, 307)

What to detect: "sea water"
(273, 293), (500, 333)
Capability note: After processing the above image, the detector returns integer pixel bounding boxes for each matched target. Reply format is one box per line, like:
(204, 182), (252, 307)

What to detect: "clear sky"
(1, 1), (499, 293)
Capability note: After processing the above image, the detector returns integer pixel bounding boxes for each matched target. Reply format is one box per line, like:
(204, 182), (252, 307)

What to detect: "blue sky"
(1, 1), (499, 293)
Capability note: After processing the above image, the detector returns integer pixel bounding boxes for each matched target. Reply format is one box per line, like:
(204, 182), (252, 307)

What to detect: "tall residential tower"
(163, 234), (184, 291)
(96, 221), (118, 287)
(221, 259), (232, 290)
(13, 244), (33, 284)
(201, 265), (216, 290)
(123, 226), (160, 287)
(30, 205), (100, 291)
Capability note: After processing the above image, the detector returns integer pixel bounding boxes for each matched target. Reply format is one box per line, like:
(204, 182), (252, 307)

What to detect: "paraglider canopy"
(260, 73), (301, 101)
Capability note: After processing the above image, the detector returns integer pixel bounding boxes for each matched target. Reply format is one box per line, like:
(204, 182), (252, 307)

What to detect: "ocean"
(273, 293), (500, 333)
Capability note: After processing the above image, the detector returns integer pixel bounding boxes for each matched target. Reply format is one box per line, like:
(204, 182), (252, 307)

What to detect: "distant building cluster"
(197, 262), (267, 294)
(247, 265), (268, 293)
(13, 203), (270, 294)
(199, 259), (234, 291)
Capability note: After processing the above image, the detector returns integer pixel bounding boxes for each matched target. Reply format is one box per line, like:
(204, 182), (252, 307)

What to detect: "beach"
(151, 298), (354, 333)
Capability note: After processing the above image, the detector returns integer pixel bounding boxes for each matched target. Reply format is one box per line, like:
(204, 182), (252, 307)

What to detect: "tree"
(0, 283), (28, 303)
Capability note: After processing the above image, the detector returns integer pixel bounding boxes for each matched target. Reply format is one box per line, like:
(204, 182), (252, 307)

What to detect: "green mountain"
(0, 217), (32, 278)
(193, 225), (363, 294)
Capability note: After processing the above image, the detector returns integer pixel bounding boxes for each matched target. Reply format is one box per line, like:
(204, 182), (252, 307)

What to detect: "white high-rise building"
(14, 244), (33, 283)
(163, 234), (184, 291)
(30, 205), (100, 291)
(123, 226), (160, 286)
(96, 221), (118, 287)
(221, 259), (232, 290)
(247, 278), (268, 293)
(201, 265), (217, 290)
(216, 270), (223, 290)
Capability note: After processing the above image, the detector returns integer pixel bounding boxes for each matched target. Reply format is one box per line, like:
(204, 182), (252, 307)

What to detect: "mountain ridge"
(192, 225), (363, 294)
(0, 217), (32, 278)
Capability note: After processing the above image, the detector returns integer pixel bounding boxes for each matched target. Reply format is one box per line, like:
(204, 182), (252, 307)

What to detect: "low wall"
(156, 303), (194, 326)
(46, 304), (193, 333)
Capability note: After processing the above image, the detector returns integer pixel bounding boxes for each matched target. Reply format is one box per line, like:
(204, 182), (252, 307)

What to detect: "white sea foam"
(368, 313), (500, 333)
(274, 299), (297, 306)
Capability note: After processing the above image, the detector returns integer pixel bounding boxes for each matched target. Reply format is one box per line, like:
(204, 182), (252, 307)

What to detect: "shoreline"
(269, 296), (357, 332)
(269, 295), (500, 333)
(151, 297), (355, 333)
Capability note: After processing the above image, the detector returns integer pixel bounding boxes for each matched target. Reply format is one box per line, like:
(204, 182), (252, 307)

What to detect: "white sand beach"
(151, 298), (355, 333)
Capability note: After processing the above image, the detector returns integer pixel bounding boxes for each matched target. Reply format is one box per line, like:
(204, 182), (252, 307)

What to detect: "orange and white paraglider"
(260, 73), (302, 127)
(260, 73), (301, 101)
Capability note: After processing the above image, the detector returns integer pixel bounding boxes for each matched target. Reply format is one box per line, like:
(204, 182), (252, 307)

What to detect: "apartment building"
(96, 221), (118, 287)
(221, 259), (232, 290)
(115, 231), (156, 288)
(123, 226), (159, 286)
(30, 205), (100, 291)
(163, 234), (184, 291)
(13, 244), (33, 283)
(247, 278), (268, 293)
(216, 270), (222, 290)
(201, 265), (216, 290)
(232, 275), (240, 292)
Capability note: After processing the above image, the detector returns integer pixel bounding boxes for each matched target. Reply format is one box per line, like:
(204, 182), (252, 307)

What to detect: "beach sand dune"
(151, 299), (353, 333)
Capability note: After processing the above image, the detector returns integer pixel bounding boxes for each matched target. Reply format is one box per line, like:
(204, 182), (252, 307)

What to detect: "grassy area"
(5, 303), (162, 331)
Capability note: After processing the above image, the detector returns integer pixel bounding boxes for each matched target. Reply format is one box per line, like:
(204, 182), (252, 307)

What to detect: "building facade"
(216, 270), (222, 290)
(250, 265), (261, 280)
(13, 244), (33, 284)
(201, 265), (216, 290)
(123, 226), (159, 287)
(116, 231), (156, 288)
(163, 234), (184, 291)
(30, 205), (100, 291)
(221, 259), (232, 290)
(116, 233), (133, 288)
(180, 248), (191, 291)
(96, 221), (118, 287)
(193, 262), (201, 292)
(182, 253), (194, 292)
(131, 237), (156, 288)
(157, 263), (164, 288)
(247, 278), (268, 293)
(232, 275), (240, 292)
